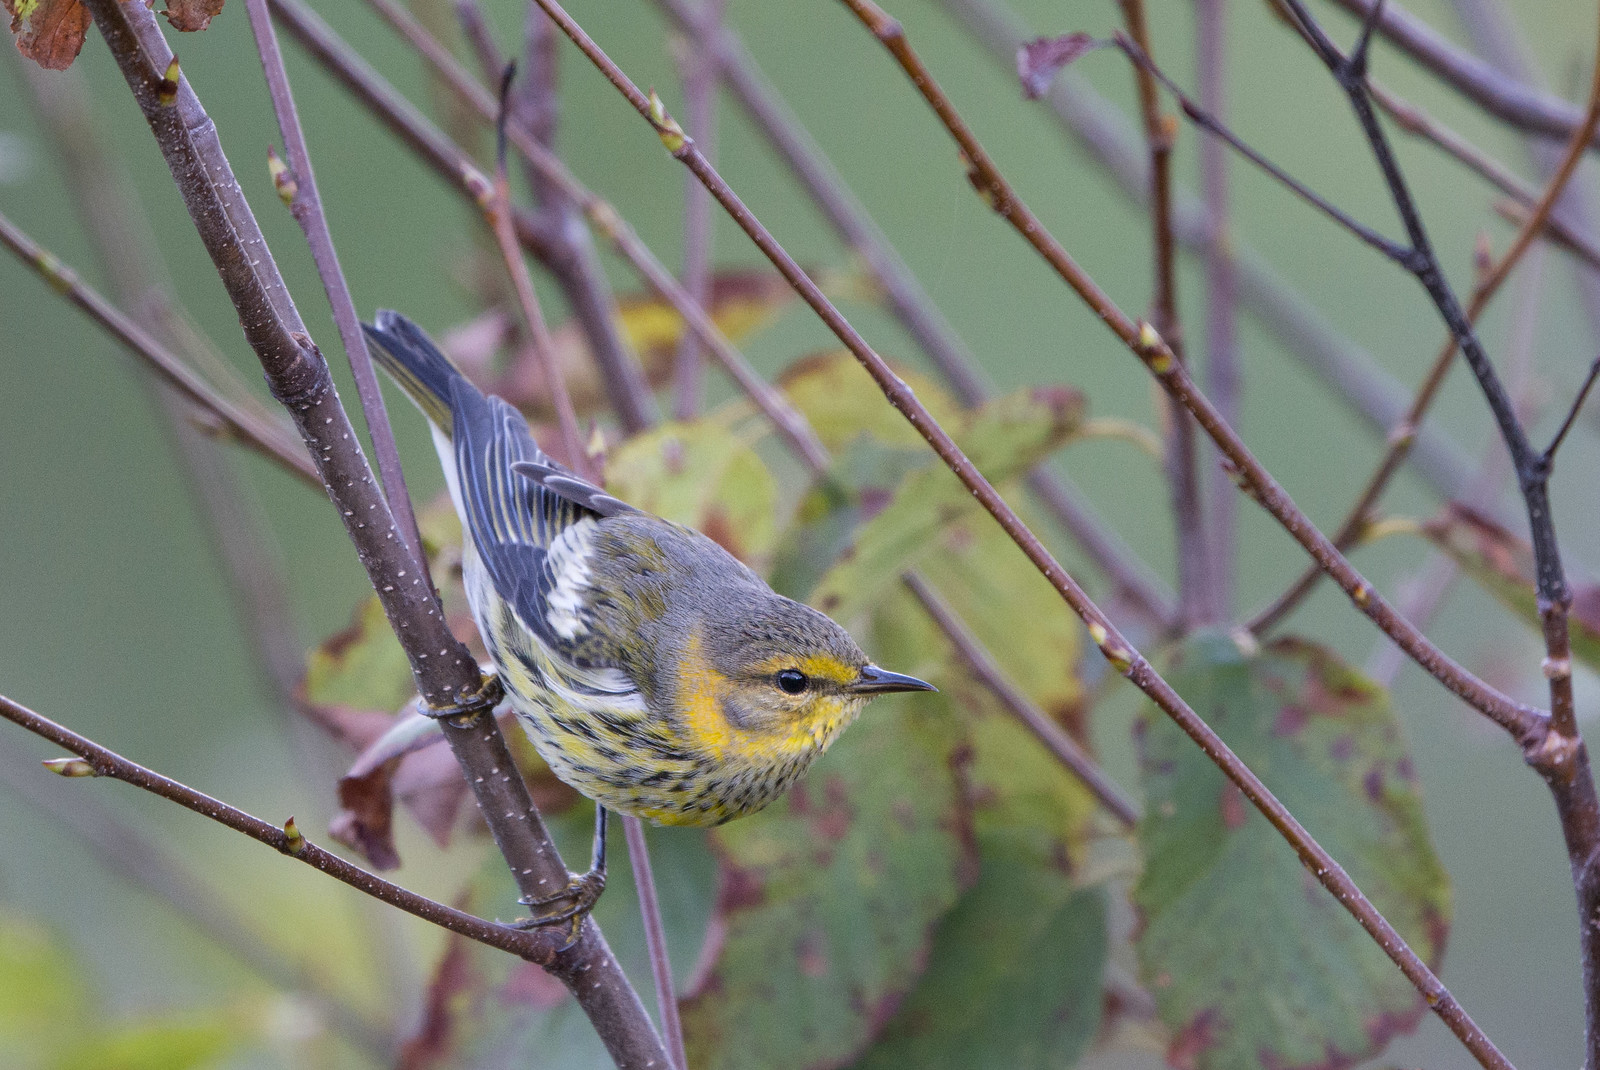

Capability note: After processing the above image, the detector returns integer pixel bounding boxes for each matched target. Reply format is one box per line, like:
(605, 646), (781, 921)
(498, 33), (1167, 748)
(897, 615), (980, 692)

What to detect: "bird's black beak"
(850, 664), (938, 695)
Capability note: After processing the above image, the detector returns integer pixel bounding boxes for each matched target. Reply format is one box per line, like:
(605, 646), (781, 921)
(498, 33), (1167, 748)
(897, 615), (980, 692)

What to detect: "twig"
(670, 0), (725, 420)
(1247, 34), (1600, 634)
(1543, 354), (1600, 465)
(518, 3), (1523, 1062)
(1114, 34), (1411, 266)
(623, 816), (687, 1070)
(0, 743), (390, 1056)
(649, 0), (1175, 625)
(828, 0), (1540, 738)
(1274, 3), (1600, 1064)
(76, 4), (666, 1065)
(242, 0), (425, 558)
(1116, 0), (1208, 629)
(0, 210), (318, 486)
(487, 65), (588, 476)
(445, 0), (657, 434)
(1326, 0), (1600, 147)
(935, 0), (1484, 514)
(903, 573), (1140, 827)
(274, 0), (828, 473)
(0, 693), (567, 960)
(1195, 0), (1237, 624)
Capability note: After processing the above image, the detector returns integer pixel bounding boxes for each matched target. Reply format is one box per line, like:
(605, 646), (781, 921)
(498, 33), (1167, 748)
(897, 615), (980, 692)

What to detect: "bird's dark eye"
(776, 669), (809, 695)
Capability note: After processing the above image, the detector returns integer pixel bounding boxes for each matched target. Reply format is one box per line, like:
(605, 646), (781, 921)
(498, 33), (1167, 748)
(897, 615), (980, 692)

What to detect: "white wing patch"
(545, 517), (598, 640)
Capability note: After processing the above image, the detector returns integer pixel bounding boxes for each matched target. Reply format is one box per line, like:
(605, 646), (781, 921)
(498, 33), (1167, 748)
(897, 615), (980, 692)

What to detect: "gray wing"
(451, 390), (626, 655)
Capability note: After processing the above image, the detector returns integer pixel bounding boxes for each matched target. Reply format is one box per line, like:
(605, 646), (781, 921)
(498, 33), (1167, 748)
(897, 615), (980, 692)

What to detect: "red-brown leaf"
(5, 0), (91, 70)
(162, 0), (224, 32)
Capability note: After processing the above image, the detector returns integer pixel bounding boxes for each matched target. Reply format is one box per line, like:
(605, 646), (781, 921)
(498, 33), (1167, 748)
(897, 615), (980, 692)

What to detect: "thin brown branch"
(1195, 0), (1238, 624)
(938, 0), (1485, 514)
(1248, 2), (1600, 636)
(0, 210), (318, 487)
(488, 71), (587, 477)
(650, 0), (1176, 626)
(243, 0), (424, 558)
(273, 0), (827, 473)
(0, 743), (390, 1056)
(0, 693), (564, 960)
(1327, 0), (1600, 148)
(828, 0), (1541, 738)
(670, 0), (725, 420)
(903, 573), (1140, 828)
(518, 3), (1523, 1063)
(75, 4), (665, 1064)
(440, 0), (657, 434)
(1117, 0), (1208, 629)
(622, 816), (687, 1070)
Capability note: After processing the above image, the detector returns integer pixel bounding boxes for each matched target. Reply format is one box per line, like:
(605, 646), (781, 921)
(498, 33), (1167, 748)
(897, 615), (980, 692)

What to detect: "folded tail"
(362, 309), (465, 434)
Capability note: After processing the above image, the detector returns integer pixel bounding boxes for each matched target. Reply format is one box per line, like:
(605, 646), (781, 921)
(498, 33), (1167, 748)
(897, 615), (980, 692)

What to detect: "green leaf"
(779, 350), (964, 453)
(679, 695), (970, 1070)
(848, 590), (1106, 1070)
(1134, 633), (1450, 1070)
(605, 420), (778, 565)
(302, 594), (416, 713)
(0, 912), (85, 1068)
(806, 385), (1084, 626)
(850, 863), (1106, 1070)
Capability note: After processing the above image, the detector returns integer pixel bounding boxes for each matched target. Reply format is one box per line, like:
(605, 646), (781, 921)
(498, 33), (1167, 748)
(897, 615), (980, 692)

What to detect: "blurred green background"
(1, 0), (1596, 1065)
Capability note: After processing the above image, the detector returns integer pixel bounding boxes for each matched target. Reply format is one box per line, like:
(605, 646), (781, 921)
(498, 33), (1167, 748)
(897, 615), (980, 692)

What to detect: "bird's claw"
(512, 866), (607, 950)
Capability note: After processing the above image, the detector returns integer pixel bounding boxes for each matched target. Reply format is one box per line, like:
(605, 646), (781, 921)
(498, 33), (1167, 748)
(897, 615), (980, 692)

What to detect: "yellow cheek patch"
(749, 652), (858, 686)
(679, 631), (736, 759)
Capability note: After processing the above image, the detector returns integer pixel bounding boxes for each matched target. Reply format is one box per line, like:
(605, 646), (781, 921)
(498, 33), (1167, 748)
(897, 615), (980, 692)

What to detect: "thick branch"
(76, 4), (664, 1064)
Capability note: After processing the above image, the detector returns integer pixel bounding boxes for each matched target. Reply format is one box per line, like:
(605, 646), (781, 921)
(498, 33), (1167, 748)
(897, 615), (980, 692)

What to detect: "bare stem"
(1248, 45), (1600, 634)
(0, 210), (318, 486)
(1196, 0), (1238, 623)
(623, 816), (687, 1070)
(828, 0), (1541, 738)
(0, 693), (557, 961)
(242, 0), (424, 558)
(517, 3), (1522, 1061)
(1116, 0), (1208, 630)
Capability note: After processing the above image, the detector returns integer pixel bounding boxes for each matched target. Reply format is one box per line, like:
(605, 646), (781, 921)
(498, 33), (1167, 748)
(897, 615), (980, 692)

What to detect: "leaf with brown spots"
(1134, 633), (1450, 1070)
(804, 382), (1085, 627)
(5, 0), (90, 70)
(843, 585), (1105, 1070)
(780, 349), (964, 453)
(604, 420), (777, 566)
(679, 690), (971, 1070)
(162, 0), (224, 31)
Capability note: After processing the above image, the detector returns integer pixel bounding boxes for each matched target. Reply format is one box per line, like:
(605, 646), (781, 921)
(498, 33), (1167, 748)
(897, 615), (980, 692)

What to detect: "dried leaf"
(1017, 33), (1100, 100)
(4, 0), (90, 70)
(162, 0), (224, 32)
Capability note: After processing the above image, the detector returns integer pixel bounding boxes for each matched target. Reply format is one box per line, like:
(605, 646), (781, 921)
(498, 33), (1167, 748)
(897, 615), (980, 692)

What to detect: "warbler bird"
(363, 311), (933, 918)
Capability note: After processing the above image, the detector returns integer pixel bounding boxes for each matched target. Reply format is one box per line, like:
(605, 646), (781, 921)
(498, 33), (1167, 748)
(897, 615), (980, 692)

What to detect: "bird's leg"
(513, 804), (608, 936)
